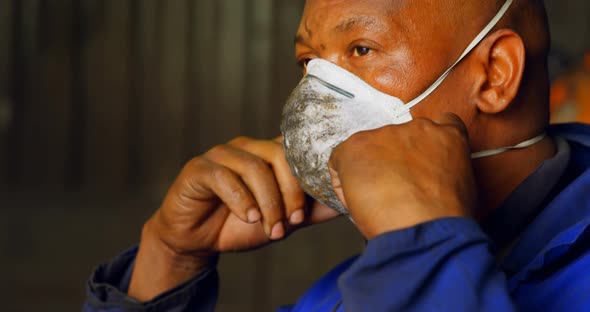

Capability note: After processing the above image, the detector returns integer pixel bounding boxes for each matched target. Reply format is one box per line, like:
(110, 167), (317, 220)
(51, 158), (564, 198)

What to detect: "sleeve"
(83, 246), (219, 312)
(338, 217), (517, 312)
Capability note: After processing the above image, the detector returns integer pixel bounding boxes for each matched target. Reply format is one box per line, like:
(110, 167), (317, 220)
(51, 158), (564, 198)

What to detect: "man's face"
(295, 0), (490, 122)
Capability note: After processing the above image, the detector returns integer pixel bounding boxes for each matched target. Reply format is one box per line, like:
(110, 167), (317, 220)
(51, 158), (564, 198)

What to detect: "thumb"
(327, 165), (349, 211)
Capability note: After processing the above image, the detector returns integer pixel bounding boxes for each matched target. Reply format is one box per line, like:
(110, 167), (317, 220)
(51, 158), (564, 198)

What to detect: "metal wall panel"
(0, 0), (12, 186)
(3, 1), (587, 311)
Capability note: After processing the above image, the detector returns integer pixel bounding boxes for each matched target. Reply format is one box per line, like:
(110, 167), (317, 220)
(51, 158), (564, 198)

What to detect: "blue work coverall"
(84, 123), (590, 311)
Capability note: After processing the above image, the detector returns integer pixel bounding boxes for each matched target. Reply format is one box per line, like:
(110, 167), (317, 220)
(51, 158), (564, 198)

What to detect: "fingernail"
(247, 208), (261, 223)
(270, 222), (285, 240)
(289, 210), (305, 225)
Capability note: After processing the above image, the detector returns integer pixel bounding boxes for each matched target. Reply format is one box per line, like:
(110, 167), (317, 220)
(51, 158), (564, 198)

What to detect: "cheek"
(361, 66), (409, 101)
(411, 69), (475, 121)
(357, 49), (427, 103)
(410, 100), (443, 120)
(372, 70), (402, 95)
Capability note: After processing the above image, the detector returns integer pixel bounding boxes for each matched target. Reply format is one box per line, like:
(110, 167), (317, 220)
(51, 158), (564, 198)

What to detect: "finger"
(328, 138), (349, 174)
(284, 198), (340, 233)
(228, 138), (307, 226)
(327, 165), (349, 210)
(433, 112), (469, 138)
(187, 158), (258, 224)
(205, 144), (286, 240)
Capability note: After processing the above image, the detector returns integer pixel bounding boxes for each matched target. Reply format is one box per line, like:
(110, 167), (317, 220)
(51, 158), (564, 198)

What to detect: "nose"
(316, 54), (355, 76)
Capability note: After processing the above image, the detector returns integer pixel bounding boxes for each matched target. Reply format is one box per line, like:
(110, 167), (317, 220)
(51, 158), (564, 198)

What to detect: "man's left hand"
(328, 113), (477, 239)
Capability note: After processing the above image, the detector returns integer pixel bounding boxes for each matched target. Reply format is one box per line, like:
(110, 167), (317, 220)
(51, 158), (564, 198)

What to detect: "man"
(84, 0), (590, 311)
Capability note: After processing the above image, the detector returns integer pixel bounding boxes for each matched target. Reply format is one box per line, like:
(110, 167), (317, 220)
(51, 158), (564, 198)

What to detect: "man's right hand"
(128, 137), (340, 301)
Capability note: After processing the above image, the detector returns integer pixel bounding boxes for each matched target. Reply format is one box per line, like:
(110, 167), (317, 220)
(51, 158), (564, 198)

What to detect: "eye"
(352, 46), (372, 57)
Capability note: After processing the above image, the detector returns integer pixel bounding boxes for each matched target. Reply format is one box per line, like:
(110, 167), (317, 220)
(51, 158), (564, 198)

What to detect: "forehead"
(297, 0), (438, 47)
(300, 0), (402, 32)
(303, 0), (402, 14)
(297, 0), (473, 65)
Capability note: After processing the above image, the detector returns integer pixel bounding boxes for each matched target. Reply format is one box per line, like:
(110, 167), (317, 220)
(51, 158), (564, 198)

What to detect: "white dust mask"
(280, 0), (544, 214)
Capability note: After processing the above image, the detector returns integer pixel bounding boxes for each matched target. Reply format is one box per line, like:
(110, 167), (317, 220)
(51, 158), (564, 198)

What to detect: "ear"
(471, 29), (526, 114)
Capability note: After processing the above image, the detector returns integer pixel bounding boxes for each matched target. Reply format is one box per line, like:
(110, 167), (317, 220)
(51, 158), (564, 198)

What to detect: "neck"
(472, 136), (556, 221)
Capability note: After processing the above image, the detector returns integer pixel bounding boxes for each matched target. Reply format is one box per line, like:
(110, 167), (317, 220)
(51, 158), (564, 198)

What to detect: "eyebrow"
(294, 15), (383, 45)
(334, 16), (381, 33)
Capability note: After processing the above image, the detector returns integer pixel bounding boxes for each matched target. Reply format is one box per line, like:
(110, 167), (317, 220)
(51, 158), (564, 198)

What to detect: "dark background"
(0, 1), (589, 311)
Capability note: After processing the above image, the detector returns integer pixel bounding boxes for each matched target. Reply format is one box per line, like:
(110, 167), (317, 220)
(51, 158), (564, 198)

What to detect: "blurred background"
(0, 0), (588, 311)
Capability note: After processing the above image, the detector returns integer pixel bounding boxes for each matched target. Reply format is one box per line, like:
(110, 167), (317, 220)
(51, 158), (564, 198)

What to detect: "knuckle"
(414, 117), (435, 130)
(209, 165), (233, 184)
(446, 125), (464, 138)
(185, 156), (207, 172)
(228, 185), (246, 203)
(229, 136), (252, 148)
(206, 144), (229, 160)
(244, 157), (270, 174)
(443, 125), (468, 144)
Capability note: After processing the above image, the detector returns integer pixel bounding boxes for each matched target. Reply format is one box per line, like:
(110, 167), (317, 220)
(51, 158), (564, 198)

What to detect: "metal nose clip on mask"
(280, 0), (544, 214)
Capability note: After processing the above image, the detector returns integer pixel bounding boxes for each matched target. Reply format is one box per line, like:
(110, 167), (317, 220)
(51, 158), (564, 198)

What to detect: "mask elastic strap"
(403, 0), (514, 111)
(471, 133), (546, 159)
